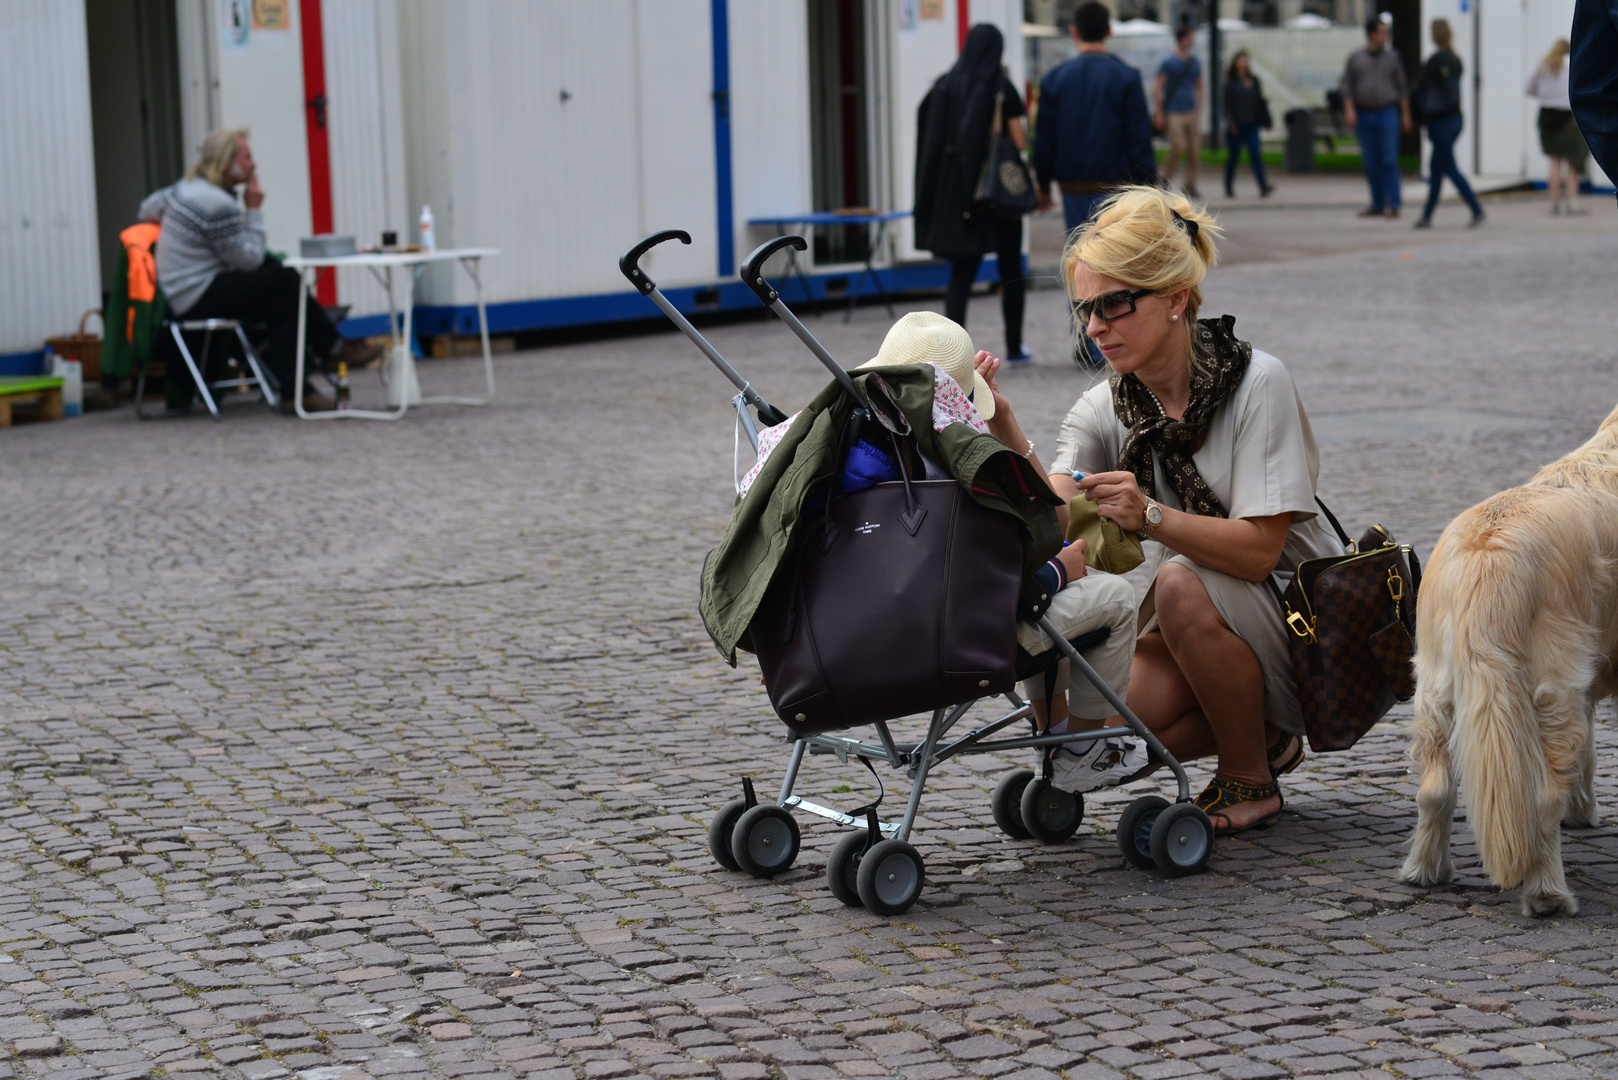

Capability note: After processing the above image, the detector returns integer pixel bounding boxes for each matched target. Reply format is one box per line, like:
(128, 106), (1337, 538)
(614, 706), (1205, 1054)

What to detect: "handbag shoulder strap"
(1314, 496), (1351, 549)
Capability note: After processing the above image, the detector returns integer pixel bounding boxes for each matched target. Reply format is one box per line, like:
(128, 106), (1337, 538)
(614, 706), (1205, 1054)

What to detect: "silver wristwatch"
(1139, 498), (1163, 539)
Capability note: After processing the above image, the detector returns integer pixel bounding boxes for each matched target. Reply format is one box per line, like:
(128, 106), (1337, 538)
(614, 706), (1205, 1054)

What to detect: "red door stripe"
(299, 0), (336, 306)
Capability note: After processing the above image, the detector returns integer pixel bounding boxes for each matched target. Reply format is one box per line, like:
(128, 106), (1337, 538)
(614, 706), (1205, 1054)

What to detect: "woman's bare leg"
(1550, 158), (1565, 210)
(1153, 564), (1280, 829)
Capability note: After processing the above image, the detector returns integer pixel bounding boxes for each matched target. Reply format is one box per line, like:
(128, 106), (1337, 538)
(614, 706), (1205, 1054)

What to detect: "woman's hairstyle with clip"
(1061, 186), (1221, 364)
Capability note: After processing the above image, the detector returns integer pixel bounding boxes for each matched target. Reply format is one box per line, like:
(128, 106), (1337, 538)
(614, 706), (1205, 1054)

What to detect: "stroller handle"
(742, 235), (807, 305)
(619, 229), (692, 295)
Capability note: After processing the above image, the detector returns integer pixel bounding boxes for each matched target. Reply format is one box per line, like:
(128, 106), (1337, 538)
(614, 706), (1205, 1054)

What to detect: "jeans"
(1421, 114), (1482, 220)
(1061, 191), (1107, 366)
(1356, 104), (1403, 210)
(1061, 191), (1106, 233)
(177, 257), (340, 403)
(945, 213), (1027, 354)
(1224, 123), (1268, 192)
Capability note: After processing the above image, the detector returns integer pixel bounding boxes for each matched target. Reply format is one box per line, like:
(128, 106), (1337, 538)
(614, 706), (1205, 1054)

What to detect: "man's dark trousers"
(176, 257), (340, 402)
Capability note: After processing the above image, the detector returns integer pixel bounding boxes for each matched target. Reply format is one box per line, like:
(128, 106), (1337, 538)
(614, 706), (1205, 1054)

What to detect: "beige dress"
(1050, 349), (1341, 735)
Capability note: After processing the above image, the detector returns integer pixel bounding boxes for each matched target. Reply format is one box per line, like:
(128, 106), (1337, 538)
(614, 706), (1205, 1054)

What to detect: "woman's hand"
(1078, 470), (1150, 532)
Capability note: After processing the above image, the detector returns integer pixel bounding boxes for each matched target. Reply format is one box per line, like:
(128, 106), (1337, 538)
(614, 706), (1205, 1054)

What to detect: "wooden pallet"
(0, 376), (66, 429)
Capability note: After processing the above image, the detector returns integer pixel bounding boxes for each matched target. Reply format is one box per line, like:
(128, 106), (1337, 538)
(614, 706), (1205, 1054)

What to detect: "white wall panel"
(0, 1), (102, 354)
(323, 0), (408, 318)
(403, 0), (700, 307)
(730, 1), (814, 269)
(636, 0), (718, 285)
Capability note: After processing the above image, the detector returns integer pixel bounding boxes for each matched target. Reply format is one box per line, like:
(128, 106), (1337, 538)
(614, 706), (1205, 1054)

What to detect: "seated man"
(139, 127), (380, 412)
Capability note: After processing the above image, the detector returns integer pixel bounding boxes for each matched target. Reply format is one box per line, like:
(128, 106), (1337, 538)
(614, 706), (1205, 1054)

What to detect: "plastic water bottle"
(60, 361), (83, 417)
(336, 361), (351, 411)
(418, 204), (436, 250)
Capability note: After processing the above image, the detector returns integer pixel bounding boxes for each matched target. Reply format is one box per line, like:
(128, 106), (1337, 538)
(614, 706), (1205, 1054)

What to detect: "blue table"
(746, 210), (911, 322)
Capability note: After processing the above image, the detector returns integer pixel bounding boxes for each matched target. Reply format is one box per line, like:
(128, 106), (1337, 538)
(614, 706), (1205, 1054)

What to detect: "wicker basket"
(46, 310), (103, 381)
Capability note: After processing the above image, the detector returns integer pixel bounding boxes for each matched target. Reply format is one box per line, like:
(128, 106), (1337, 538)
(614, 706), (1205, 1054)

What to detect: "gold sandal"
(1267, 733), (1304, 778)
(1194, 776), (1283, 836)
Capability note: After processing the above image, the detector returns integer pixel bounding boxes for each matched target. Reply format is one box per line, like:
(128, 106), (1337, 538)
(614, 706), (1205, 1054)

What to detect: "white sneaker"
(1050, 736), (1149, 793)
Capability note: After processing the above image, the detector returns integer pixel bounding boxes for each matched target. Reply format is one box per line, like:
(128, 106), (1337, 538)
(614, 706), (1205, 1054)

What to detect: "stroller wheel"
(991, 769), (1035, 840)
(1019, 778), (1083, 843)
(707, 799), (748, 872)
(1117, 795), (1170, 870)
(1149, 803), (1214, 877)
(826, 830), (868, 907)
(855, 838), (925, 915)
(731, 805), (801, 878)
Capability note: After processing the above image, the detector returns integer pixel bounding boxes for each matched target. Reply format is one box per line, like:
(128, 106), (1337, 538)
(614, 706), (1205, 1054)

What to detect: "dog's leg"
(1399, 692), (1456, 888)
(1563, 696), (1599, 830)
(1520, 823), (1579, 917)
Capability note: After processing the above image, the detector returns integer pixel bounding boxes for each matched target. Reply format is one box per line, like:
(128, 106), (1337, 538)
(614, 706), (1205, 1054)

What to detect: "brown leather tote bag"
(750, 433), (1026, 737)
(1271, 500), (1422, 752)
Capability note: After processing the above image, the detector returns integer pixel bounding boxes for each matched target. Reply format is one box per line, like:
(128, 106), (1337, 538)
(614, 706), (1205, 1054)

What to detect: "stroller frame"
(622, 231), (1215, 915)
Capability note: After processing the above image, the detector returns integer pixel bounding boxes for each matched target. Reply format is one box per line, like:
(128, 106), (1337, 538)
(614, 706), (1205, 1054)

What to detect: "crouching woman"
(980, 186), (1340, 834)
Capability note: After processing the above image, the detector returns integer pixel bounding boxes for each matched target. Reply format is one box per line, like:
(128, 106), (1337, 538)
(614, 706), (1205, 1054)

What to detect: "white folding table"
(283, 247), (500, 420)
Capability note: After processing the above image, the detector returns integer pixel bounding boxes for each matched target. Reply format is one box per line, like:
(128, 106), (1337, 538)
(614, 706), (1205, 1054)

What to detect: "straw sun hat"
(858, 311), (995, 421)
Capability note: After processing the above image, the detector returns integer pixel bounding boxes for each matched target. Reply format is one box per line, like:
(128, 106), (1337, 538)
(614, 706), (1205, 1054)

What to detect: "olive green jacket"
(699, 364), (1064, 664)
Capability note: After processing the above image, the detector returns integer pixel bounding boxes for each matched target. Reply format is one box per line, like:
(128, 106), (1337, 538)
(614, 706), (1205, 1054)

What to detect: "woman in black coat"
(1223, 50), (1274, 198)
(914, 24), (1032, 362)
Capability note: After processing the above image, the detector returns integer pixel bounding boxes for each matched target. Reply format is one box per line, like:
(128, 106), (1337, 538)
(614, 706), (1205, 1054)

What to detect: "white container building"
(1, 0), (1024, 368)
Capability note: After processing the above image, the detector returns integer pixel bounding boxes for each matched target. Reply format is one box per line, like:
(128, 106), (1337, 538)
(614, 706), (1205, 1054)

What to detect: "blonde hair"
(1062, 186), (1221, 362)
(187, 127), (250, 186)
(1431, 18), (1452, 51)
(1542, 38), (1570, 75)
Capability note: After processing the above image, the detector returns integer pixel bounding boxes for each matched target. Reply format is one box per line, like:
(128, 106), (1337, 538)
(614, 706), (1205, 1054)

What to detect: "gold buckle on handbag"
(1387, 567), (1404, 621)
(1285, 607), (1317, 644)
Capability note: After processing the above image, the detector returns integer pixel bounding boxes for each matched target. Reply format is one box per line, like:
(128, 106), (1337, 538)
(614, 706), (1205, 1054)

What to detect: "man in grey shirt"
(139, 128), (379, 411)
(1340, 19), (1412, 217)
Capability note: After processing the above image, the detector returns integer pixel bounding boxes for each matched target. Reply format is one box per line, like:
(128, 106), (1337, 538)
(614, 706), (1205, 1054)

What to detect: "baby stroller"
(620, 231), (1216, 915)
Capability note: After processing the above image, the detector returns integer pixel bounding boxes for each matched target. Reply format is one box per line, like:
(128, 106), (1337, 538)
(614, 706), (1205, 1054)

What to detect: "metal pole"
(1207, 0), (1222, 149)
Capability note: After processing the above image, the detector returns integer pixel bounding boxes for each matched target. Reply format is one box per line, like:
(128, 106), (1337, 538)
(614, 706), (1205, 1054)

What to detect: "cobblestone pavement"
(3, 207), (1618, 1080)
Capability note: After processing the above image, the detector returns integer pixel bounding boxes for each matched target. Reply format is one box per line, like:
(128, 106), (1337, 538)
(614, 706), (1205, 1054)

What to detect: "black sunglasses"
(1072, 288), (1154, 327)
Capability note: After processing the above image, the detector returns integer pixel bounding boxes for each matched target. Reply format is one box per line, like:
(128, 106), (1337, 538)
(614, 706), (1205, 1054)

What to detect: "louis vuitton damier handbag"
(1269, 499), (1422, 752)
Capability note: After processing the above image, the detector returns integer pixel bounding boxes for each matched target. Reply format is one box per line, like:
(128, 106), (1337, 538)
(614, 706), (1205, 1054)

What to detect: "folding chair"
(135, 319), (278, 420)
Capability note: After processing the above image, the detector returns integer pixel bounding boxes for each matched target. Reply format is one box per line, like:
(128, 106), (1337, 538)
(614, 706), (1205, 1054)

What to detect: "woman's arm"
(1080, 470), (1292, 581)
(1007, 116), (1027, 152)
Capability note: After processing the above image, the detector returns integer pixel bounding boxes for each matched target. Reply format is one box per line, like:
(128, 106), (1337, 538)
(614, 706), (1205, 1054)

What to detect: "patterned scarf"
(1110, 315), (1251, 518)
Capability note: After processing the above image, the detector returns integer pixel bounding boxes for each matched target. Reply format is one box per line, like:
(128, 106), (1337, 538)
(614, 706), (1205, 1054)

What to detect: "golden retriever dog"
(1399, 403), (1618, 917)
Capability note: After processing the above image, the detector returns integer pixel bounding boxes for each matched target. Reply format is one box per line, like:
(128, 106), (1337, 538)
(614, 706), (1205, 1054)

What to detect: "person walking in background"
(1155, 25), (1204, 200)
(1571, 0), (1618, 202)
(1222, 51), (1274, 199)
(1412, 20), (1484, 228)
(1340, 18), (1412, 218)
(1032, 0), (1158, 234)
(1526, 39), (1591, 215)
(1033, 0), (1156, 367)
(915, 24), (1034, 362)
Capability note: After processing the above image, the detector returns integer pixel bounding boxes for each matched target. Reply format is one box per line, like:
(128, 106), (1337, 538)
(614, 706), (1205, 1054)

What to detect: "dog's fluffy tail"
(1429, 490), (1600, 888)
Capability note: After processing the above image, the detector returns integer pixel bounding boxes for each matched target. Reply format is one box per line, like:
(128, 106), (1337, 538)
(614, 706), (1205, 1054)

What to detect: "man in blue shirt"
(1155, 26), (1203, 200)
(1033, 1), (1158, 233)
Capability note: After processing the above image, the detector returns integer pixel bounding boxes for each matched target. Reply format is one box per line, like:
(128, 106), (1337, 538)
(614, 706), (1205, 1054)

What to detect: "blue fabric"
(1356, 105), (1403, 210)
(1033, 561), (1062, 599)
(1572, 0), (1618, 198)
(1157, 54), (1200, 114)
(1062, 191), (1109, 369)
(1421, 114), (1481, 219)
(1224, 123), (1268, 191)
(836, 438), (901, 495)
(1033, 53), (1158, 190)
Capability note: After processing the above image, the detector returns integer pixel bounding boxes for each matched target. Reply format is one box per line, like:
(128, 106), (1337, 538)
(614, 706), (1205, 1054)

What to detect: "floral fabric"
(737, 364), (988, 497)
